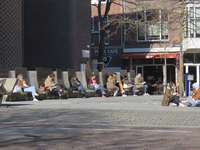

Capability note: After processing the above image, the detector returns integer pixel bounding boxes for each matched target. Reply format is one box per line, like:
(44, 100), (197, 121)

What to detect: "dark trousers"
(169, 95), (180, 106)
(53, 84), (63, 96)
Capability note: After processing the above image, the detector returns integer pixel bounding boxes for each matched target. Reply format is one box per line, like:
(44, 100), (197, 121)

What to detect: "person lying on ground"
(89, 75), (106, 98)
(45, 73), (63, 99)
(161, 82), (184, 107)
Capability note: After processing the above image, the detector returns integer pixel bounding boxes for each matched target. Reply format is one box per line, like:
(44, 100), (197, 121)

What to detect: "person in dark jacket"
(70, 75), (84, 94)
(161, 82), (184, 107)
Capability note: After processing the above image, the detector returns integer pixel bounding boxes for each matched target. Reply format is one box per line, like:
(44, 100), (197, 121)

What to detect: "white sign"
(82, 50), (90, 58)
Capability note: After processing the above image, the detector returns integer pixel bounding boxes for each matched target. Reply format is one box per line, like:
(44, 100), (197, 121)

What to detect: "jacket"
(122, 79), (131, 85)
(191, 88), (200, 101)
(71, 79), (81, 87)
(135, 76), (143, 88)
(17, 80), (28, 89)
(161, 89), (173, 106)
(44, 76), (57, 89)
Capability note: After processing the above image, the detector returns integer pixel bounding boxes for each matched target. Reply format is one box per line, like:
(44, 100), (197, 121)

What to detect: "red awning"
(121, 52), (179, 59)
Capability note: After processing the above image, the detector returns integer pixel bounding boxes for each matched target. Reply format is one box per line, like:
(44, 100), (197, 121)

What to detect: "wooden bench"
(36, 68), (58, 99)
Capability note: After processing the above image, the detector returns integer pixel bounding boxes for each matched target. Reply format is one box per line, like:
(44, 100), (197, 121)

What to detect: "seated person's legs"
(187, 98), (195, 106)
(169, 95), (180, 106)
(78, 85), (84, 93)
(193, 100), (200, 107)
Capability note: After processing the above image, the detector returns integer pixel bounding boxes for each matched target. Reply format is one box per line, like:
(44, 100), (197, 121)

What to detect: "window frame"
(137, 10), (169, 42)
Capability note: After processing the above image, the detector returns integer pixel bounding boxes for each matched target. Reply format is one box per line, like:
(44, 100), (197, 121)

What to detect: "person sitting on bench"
(122, 75), (139, 96)
(16, 74), (39, 101)
(135, 73), (149, 96)
(70, 75), (85, 96)
(45, 73), (63, 99)
(187, 83), (200, 107)
(89, 75), (106, 98)
(161, 82), (184, 107)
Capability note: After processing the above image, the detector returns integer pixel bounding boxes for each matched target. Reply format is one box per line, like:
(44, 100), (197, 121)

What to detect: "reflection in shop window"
(183, 53), (200, 63)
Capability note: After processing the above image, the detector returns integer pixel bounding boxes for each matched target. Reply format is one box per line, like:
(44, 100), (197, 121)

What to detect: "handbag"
(13, 84), (22, 93)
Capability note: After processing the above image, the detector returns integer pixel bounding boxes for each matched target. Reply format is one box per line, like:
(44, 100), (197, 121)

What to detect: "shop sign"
(94, 49), (118, 56)
(82, 50), (90, 58)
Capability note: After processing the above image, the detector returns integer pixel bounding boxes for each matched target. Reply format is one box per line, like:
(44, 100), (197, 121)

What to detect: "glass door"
(136, 66), (143, 77)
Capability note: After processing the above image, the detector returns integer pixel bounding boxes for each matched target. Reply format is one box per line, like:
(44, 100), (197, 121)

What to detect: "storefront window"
(184, 53), (200, 63)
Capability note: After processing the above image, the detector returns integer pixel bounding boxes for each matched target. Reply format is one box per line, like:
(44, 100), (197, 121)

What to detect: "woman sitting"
(187, 83), (200, 107)
(70, 75), (84, 96)
(89, 75), (106, 98)
(16, 74), (39, 101)
(122, 75), (139, 96)
(44, 74), (63, 99)
(107, 73), (127, 97)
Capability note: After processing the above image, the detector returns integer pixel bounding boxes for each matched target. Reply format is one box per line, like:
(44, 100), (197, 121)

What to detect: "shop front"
(121, 52), (179, 86)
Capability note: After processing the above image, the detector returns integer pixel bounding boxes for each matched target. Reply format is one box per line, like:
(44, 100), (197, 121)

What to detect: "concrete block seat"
(0, 78), (17, 105)
(67, 68), (82, 98)
(0, 67), (31, 101)
(56, 68), (73, 99)
(84, 69), (101, 97)
(36, 68), (59, 99)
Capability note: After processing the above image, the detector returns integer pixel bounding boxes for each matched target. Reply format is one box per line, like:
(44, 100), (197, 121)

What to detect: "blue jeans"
(95, 85), (104, 94)
(24, 86), (36, 98)
(78, 85), (84, 93)
(194, 100), (200, 107)
(188, 98), (200, 107)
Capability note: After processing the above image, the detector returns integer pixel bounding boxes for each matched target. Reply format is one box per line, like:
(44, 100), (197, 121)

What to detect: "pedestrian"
(89, 75), (106, 98)
(45, 73), (63, 99)
(135, 73), (149, 96)
(161, 82), (184, 107)
(70, 75), (85, 96)
(15, 74), (39, 101)
(122, 75), (139, 96)
(186, 83), (200, 107)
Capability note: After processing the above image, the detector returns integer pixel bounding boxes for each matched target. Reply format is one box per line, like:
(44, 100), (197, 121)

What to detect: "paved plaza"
(1, 95), (200, 149)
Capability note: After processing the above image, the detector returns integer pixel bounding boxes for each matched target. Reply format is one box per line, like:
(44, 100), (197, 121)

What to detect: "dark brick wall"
(0, 0), (23, 69)
(24, 0), (91, 71)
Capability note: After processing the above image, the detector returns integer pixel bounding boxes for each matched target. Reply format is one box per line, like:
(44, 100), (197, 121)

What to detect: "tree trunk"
(97, 30), (106, 71)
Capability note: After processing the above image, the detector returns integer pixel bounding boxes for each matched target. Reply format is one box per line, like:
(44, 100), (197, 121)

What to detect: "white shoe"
(33, 98), (38, 101)
(122, 94), (127, 97)
(179, 103), (185, 107)
(113, 91), (118, 97)
(122, 90), (125, 93)
(133, 94), (138, 96)
(182, 100), (187, 103)
(34, 93), (39, 96)
(171, 103), (177, 106)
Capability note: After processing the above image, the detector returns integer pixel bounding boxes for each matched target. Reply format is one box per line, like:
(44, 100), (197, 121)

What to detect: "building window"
(91, 17), (94, 31)
(91, 0), (107, 4)
(137, 10), (169, 41)
(185, 6), (200, 38)
(98, 16), (109, 31)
